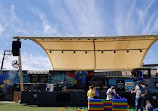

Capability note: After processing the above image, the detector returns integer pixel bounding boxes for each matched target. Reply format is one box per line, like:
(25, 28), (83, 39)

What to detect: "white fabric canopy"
(14, 35), (158, 71)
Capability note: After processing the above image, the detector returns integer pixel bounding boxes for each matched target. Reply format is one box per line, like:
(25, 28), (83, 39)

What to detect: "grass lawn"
(0, 103), (86, 111)
(0, 103), (154, 111)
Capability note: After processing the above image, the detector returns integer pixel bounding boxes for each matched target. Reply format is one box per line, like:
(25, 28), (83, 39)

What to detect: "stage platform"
(21, 91), (158, 107)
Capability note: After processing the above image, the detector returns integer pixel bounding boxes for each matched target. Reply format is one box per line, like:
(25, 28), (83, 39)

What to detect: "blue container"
(112, 98), (127, 102)
(155, 108), (158, 111)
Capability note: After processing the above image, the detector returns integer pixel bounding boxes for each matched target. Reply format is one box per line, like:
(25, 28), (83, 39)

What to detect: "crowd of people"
(87, 81), (153, 111)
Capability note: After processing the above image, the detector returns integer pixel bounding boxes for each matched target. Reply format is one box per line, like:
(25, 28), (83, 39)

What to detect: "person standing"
(87, 86), (94, 99)
(131, 81), (147, 111)
(106, 86), (116, 100)
(87, 86), (95, 110)
(93, 87), (99, 99)
(145, 100), (153, 111)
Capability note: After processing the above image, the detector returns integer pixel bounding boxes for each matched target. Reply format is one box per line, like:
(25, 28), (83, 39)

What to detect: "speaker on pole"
(12, 41), (21, 56)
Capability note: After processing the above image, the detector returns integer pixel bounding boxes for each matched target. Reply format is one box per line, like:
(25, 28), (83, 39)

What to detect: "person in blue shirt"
(93, 87), (99, 99)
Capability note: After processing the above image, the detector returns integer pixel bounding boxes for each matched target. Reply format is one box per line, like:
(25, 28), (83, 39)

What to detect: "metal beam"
(13, 34), (158, 40)
(45, 49), (146, 51)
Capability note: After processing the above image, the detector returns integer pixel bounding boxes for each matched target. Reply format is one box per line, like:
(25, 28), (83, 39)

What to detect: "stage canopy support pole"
(18, 39), (24, 92)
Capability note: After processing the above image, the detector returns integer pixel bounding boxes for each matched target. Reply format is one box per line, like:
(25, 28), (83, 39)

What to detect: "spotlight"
(73, 51), (76, 53)
(114, 50), (116, 53)
(50, 51), (52, 53)
(127, 50), (129, 53)
(139, 49), (142, 52)
(85, 51), (87, 54)
(101, 51), (104, 53)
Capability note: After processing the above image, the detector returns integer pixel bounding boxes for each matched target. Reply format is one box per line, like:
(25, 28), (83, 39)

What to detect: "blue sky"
(0, 0), (158, 70)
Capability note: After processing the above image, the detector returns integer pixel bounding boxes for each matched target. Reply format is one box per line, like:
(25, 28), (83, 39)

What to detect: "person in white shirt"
(106, 86), (116, 100)
(131, 81), (147, 111)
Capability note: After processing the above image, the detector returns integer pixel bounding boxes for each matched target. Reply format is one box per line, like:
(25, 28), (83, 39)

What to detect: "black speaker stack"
(21, 91), (158, 107)
(12, 41), (21, 56)
(21, 91), (88, 107)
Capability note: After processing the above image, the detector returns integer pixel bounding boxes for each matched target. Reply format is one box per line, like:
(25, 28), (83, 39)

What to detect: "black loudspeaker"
(12, 41), (21, 56)
(79, 92), (87, 106)
(131, 69), (139, 77)
(116, 80), (125, 91)
(38, 92), (56, 105)
(21, 91), (88, 107)
(56, 93), (71, 105)
(21, 91), (38, 105)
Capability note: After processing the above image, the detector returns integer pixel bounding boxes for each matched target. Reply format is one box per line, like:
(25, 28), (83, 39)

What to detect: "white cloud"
(0, 24), (5, 35)
(114, 0), (157, 35)
(40, 13), (57, 34)
(11, 4), (21, 24)
(148, 17), (158, 34)
(11, 4), (15, 17)
(48, 0), (104, 36)
(21, 52), (52, 70)
(0, 49), (52, 70)
(29, 7), (57, 36)
(115, 0), (138, 35)
(141, 13), (157, 34)
(137, 0), (154, 25)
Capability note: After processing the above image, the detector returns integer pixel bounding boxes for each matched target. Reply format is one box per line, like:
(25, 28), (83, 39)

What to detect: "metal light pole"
(1, 51), (6, 70)
(1, 50), (12, 69)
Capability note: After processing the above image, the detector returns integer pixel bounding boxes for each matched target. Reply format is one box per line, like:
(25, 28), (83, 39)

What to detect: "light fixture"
(139, 49), (142, 52)
(127, 50), (129, 53)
